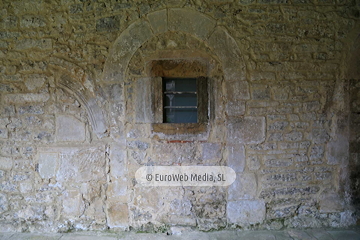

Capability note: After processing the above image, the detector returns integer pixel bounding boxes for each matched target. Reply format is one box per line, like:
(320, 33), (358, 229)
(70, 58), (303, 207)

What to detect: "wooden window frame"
(147, 59), (209, 135)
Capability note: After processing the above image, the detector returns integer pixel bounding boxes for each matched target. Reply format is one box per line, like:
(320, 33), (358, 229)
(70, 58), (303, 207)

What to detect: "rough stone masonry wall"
(0, 0), (360, 233)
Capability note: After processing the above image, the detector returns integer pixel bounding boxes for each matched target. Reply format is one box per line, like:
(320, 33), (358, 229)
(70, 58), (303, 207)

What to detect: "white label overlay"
(135, 166), (236, 187)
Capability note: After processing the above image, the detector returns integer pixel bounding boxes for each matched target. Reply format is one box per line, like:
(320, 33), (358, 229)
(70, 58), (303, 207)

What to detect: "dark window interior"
(163, 78), (197, 123)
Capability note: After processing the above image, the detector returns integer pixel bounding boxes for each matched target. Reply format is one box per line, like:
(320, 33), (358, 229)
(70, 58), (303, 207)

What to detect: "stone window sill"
(152, 123), (207, 135)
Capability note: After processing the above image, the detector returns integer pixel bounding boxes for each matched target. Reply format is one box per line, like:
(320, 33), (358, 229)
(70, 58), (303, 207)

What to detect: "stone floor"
(1, 227), (360, 240)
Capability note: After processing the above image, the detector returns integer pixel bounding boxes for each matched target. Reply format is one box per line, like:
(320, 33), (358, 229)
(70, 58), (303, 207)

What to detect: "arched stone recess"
(57, 74), (108, 139)
(100, 8), (252, 230)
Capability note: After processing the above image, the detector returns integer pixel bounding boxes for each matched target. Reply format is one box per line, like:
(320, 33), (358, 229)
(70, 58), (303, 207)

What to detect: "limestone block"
(109, 144), (127, 179)
(148, 9), (168, 34)
(96, 16), (120, 32)
(3, 93), (49, 104)
(208, 27), (245, 81)
(107, 180), (127, 199)
(20, 15), (46, 28)
(202, 143), (221, 160)
(56, 115), (85, 142)
(227, 144), (245, 173)
(106, 202), (129, 229)
(38, 152), (57, 179)
(62, 189), (84, 218)
(327, 134), (348, 165)
(319, 191), (344, 213)
(227, 200), (265, 225)
(0, 193), (8, 214)
(0, 128), (8, 139)
(135, 78), (153, 123)
(226, 81), (250, 101)
(226, 101), (246, 116)
(0, 157), (12, 170)
(168, 8), (216, 40)
(227, 117), (266, 144)
(228, 173), (257, 200)
(15, 39), (52, 50)
(56, 146), (106, 183)
(25, 74), (46, 91)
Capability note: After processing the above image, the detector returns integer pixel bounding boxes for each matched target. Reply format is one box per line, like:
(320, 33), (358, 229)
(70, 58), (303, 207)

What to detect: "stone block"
(25, 74), (46, 91)
(62, 189), (84, 218)
(202, 143), (221, 160)
(96, 16), (120, 32)
(327, 134), (348, 165)
(107, 180), (127, 200)
(227, 117), (266, 144)
(226, 101), (246, 116)
(17, 105), (44, 115)
(319, 191), (344, 213)
(0, 128), (8, 139)
(135, 78), (153, 123)
(168, 8), (216, 40)
(251, 84), (271, 100)
(148, 9), (168, 34)
(0, 157), (12, 170)
(227, 200), (266, 225)
(38, 152), (57, 179)
(56, 115), (85, 142)
(57, 147), (106, 183)
(228, 173), (257, 200)
(227, 144), (245, 172)
(106, 202), (129, 229)
(208, 27), (245, 81)
(226, 81), (250, 101)
(20, 15), (46, 28)
(4, 93), (50, 104)
(109, 144), (127, 179)
(15, 39), (52, 50)
(247, 155), (261, 170)
(0, 193), (8, 214)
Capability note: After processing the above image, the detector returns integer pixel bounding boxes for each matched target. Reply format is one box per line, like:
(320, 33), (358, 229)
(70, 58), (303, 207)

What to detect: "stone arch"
(102, 8), (246, 84)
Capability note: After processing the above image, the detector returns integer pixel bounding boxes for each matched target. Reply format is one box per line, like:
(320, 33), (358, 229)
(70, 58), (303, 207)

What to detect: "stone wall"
(0, 0), (360, 233)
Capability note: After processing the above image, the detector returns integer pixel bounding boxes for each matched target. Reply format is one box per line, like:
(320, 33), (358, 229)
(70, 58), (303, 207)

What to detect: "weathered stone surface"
(56, 115), (85, 142)
(227, 117), (266, 144)
(3, 93), (50, 104)
(104, 20), (153, 83)
(208, 27), (245, 81)
(135, 78), (153, 123)
(15, 39), (52, 50)
(147, 9), (168, 34)
(327, 134), (348, 165)
(0, 157), (12, 170)
(38, 152), (57, 179)
(202, 143), (221, 160)
(96, 16), (120, 32)
(0, 193), (8, 214)
(25, 74), (46, 91)
(227, 144), (245, 173)
(106, 203), (129, 229)
(228, 173), (257, 200)
(319, 190), (344, 213)
(227, 200), (266, 225)
(62, 189), (84, 218)
(226, 81), (250, 101)
(168, 8), (216, 40)
(56, 146), (106, 183)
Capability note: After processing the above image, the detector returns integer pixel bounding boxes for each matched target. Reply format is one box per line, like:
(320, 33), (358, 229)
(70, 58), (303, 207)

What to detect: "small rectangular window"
(163, 78), (197, 123)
